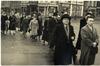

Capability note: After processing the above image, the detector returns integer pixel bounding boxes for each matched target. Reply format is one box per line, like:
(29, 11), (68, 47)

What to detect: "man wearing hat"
(50, 14), (75, 65)
(80, 16), (99, 65)
(48, 12), (58, 48)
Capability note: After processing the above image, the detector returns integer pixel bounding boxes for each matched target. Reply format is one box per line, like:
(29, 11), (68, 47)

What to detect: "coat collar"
(61, 23), (70, 38)
(85, 25), (93, 33)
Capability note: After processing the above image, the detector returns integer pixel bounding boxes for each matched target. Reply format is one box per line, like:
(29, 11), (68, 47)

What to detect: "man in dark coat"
(80, 17), (99, 65)
(50, 14), (75, 65)
(48, 13), (58, 47)
(20, 14), (25, 32)
(22, 16), (29, 38)
(9, 13), (16, 35)
(37, 14), (43, 40)
(76, 13), (94, 50)
(42, 17), (49, 44)
(1, 12), (8, 34)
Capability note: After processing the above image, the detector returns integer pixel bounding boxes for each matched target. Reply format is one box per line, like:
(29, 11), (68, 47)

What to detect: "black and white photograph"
(1, 0), (100, 65)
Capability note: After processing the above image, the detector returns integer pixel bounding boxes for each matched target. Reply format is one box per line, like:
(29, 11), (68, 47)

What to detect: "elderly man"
(80, 16), (99, 65)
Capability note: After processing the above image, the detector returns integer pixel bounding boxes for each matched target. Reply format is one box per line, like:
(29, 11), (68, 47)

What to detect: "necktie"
(65, 25), (69, 40)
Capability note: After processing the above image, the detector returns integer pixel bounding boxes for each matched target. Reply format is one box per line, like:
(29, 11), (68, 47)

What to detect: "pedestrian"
(80, 16), (99, 65)
(37, 14), (43, 41)
(22, 16), (29, 38)
(1, 12), (8, 34)
(15, 12), (21, 31)
(42, 17), (49, 45)
(9, 12), (16, 35)
(20, 14), (25, 32)
(5, 14), (10, 35)
(50, 14), (75, 65)
(29, 15), (39, 41)
(48, 13), (58, 48)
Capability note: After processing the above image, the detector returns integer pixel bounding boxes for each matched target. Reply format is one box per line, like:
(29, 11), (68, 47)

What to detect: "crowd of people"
(1, 10), (99, 65)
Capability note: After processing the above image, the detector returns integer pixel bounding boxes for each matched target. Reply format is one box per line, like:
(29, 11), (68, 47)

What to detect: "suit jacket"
(80, 25), (99, 65)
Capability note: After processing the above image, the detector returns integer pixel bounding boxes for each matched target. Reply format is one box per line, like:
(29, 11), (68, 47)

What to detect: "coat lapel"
(61, 24), (68, 39)
(84, 25), (93, 39)
(85, 25), (97, 41)
(86, 25), (92, 33)
(92, 27), (97, 41)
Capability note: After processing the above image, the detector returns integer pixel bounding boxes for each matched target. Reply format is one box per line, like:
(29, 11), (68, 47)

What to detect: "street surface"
(1, 19), (100, 65)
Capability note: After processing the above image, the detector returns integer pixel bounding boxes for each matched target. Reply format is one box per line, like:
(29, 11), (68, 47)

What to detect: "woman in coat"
(50, 14), (75, 65)
(29, 16), (39, 40)
(80, 17), (99, 65)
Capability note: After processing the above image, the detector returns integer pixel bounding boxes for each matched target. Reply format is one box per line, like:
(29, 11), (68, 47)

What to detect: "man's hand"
(93, 42), (97, 47)
(71, 36), (75, 41)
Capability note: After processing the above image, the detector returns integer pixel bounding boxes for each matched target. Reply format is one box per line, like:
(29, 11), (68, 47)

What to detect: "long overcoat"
(50, 23), (75, 65)
(42, 19), (49, 41)
(9, 15), (16, 30)
(1, 15), (8, 31)
(22, 18), (29, 33)
(80, 25), (99, 65)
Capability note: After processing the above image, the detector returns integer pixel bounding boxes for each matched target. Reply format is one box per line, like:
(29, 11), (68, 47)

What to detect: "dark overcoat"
(50, 23), (75, 65)
(22, 18), (29, 33)
(1, 15), (8, 31)
(48, 17), (58, 46)
(80, 25), (99, 65)
(37, 17), (43, 36)
(9, 15), (16, 30)
(42, 19), (49, 41)
(20, 17), (24, 31)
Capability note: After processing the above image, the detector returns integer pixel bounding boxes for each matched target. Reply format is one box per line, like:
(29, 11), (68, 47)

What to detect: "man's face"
(53, 16), (57, 19)
(87, 18), (94, 26)
(62, 18), (69, 25)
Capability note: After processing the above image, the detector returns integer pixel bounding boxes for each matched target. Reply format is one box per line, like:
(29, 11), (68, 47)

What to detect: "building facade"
(38, 1), (84, 17)
(1, 1), (21, 14)
(2, 1), (100, 18)
(84, 1), (100, 18)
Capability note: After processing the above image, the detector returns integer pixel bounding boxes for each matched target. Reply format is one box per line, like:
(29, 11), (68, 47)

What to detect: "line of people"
(43, 12), (99, 65)
(1, 11), (99, 65)
(1, 12), (43, 41)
